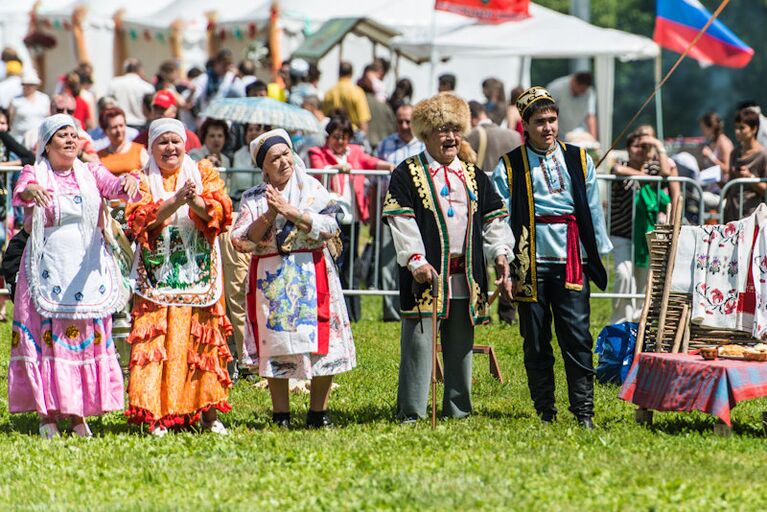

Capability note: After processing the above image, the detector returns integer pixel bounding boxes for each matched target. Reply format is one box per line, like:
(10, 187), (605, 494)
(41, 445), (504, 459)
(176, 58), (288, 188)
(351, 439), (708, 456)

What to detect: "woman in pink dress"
(8, 114), (139, 438)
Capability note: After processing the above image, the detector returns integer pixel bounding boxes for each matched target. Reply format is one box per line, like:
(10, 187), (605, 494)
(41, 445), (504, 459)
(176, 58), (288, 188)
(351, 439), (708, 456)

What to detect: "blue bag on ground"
(595, 322), (637, 384)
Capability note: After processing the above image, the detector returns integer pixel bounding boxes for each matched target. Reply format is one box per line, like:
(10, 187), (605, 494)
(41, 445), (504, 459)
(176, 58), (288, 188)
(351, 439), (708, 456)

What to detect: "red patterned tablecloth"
(619, 352), (767, 425)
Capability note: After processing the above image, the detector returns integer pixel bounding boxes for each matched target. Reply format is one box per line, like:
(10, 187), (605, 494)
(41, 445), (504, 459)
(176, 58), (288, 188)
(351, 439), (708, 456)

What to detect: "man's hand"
(412, 263), (438, 285)
(494, 255), (513, 302)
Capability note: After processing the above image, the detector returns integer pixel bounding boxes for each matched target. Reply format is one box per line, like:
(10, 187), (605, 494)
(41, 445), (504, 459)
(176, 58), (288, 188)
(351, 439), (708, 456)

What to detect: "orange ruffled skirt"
(125, 295), (233, 428)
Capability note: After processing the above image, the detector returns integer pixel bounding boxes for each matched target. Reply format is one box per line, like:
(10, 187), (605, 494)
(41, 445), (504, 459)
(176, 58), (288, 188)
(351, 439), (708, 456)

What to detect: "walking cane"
(430, 270), (439, 430)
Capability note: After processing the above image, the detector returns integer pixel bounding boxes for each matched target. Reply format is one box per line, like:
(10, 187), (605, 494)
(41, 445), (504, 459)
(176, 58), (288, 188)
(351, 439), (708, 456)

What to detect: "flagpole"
(654, 54), (664, 141)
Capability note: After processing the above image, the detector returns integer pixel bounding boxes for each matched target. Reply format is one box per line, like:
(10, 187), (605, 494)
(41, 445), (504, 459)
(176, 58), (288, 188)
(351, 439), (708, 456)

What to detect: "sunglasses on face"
(55, 107), (75, 114)
(330, 133), (350, 141)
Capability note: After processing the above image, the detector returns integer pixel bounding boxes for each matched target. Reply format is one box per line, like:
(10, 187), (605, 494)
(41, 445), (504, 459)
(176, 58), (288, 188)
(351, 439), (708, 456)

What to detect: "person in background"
(231, 123), (269, 203)
(437, 73), (456, 93)
(232, 129), (356, 428)
(322, 61), (371, 135)
(75, 63), (98, 128)
(190, 49), (239, 112)
(608, 130), (672, 324)
(375, 104), (425, 322)
(308, 114), (394, 322)
(230, 59), (258, 99)
(246, 80), (269, 98)
(296, 95), (328, 164)
(700, 112), (734, 173)
(737, 100), (767, 149)
(493, 86), (612, 429)
(89, 96), (140, 152)
(8, 70), (49, 141)
(22, 94), (99, 163)
(288, 59), (318, 107)
(189, 118), (232, 168)
(723, 108), (767, 222)
(546, 71), (598, 140)
(506, 86), (525, 139)
(482, 78), (508, 126)
(0, 107), (35, 322)
(388, 78), (413, 115)
(97, 106), (149, 176)
(133, 90), (202, 152)
(125, 118), (233, 436)
(106, 58), (155, 129)
(358, 67), (395, 150)
(369, 57), (389, 103)
(9, 114), (139, 438)
(466, 100), (521, 324)
(0, 60), (22, 109)
(466, 100), (521, 175)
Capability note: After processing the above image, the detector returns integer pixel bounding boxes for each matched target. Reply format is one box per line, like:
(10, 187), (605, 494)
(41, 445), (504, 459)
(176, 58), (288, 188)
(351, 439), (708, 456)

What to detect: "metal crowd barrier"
(717, 177), (767, 223)
(0, 165), (719, 303)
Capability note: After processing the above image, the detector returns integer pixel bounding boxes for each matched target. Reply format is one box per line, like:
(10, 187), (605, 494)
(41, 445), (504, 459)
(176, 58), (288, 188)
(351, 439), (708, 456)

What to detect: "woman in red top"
(308, 114), (393, 321)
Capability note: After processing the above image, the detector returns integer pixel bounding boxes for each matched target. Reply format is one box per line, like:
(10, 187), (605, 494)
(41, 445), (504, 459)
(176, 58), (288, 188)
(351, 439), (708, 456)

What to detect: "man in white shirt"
(546, 71), (597, 140)
(106, 58), (155, 128)
(0, 60), (23, 110)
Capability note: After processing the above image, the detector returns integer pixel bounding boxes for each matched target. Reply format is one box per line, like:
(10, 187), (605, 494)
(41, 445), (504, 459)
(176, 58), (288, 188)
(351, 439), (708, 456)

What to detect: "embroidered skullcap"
(250, 128), (292, 168)
(148, 118), (187, 149)
(37, 113), (78, 159)
(411, 92), (470, 142)
(516, 86), (556, 118)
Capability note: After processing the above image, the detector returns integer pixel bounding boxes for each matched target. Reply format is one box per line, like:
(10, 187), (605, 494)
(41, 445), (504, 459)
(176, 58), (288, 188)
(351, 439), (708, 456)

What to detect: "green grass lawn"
(0, 297), (765, 511)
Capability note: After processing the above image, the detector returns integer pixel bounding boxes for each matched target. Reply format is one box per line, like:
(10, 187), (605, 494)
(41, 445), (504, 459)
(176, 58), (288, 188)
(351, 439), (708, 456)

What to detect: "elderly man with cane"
(493, 87), (612, 430)
(383, 93), (514, 423)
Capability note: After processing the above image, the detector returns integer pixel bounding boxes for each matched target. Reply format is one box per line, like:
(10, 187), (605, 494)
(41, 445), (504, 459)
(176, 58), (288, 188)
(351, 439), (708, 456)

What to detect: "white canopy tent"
(392, 3), (661, 151)
(33, 0), (176, 93)
(219, 0), (523, 105)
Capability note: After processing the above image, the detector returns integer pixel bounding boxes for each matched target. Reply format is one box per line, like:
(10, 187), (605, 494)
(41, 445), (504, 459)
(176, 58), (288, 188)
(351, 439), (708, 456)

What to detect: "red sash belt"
(449, 256), (466, 275)
(535, 214), (583, 291)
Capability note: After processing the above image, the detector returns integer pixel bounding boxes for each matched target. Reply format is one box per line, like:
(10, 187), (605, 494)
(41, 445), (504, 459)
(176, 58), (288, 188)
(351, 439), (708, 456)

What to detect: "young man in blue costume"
(492, 87), (612, 429)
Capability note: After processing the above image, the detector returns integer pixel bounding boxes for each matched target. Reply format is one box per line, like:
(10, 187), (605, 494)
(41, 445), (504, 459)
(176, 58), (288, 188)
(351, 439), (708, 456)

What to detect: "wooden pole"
(72, 5), (90, 64)
(112, 10), (127, 78)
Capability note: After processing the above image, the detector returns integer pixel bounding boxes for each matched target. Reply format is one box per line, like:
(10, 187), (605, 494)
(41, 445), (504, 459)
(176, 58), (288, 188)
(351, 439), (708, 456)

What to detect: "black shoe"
(540, 412), (557, 424)
(306, 410), (332, 429)
(578, 417), (596, 430)
(271, 412), (290, 428)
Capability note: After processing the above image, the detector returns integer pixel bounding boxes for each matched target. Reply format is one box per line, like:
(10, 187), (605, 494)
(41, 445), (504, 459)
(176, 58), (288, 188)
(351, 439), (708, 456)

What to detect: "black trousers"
(517, 264), (595, 419)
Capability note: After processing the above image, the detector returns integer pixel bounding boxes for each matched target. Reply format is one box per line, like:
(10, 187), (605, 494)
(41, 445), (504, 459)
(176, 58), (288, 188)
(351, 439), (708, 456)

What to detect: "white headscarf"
(148, 118), (187, 150)
(249, 128), (292, 168)
(144, 117), (204, 285)
(36, 113), (78, 159)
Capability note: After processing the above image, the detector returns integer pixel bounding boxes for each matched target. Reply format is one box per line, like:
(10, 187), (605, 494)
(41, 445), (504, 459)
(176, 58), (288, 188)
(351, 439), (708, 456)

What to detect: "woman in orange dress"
(97, 107), (148, 176)
(125, 118), (233, 436)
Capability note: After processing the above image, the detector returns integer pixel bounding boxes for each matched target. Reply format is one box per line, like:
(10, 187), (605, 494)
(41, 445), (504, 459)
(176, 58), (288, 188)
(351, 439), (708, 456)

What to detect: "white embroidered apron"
(27, 192), (127, 319)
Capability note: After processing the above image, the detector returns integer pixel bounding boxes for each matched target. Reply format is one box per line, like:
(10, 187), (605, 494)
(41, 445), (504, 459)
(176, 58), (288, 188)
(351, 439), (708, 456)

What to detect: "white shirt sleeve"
(482, 217), (515, 265)
(306, 211), (339, 241)
(387, 216), (427, 271)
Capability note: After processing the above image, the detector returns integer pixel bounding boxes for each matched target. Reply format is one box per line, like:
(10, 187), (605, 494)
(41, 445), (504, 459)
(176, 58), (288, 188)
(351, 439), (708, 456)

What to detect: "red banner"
(435, 0), (530, 23)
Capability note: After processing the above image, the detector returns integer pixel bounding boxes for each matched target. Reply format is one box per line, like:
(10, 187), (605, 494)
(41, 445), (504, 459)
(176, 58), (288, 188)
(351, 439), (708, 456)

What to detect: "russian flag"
(654, 0), (754, 68)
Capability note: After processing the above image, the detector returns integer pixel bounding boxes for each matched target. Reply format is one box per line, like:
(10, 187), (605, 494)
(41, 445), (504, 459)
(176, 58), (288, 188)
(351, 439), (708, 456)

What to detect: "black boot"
(578, 417), (596, 430)
(271, 412), (290, 428)
(306, 410), (332, 429)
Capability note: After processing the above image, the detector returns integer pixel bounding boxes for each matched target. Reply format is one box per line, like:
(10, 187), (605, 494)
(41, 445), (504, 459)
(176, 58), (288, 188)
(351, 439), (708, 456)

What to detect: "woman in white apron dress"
(9, 114), (139, 438)
(125, 119), (233, 436)
(232, 129), (356, 428)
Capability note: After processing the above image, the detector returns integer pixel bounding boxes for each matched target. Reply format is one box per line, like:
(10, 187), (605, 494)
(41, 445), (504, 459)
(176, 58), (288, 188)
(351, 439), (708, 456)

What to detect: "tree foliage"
(532, 0), (766, 140)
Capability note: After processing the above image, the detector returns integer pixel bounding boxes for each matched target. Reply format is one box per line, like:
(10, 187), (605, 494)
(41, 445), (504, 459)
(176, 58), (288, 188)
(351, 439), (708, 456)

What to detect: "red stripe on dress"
(313, 251), (331, 356)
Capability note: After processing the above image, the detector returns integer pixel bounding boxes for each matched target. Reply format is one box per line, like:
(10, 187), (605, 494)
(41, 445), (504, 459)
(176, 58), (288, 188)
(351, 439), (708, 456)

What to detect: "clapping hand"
(265, 184), (291, 217)
(174, 180), (198, 205)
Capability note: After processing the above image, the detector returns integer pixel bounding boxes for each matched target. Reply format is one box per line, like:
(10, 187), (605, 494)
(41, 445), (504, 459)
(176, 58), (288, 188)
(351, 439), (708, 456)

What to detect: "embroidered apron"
(27, 192), (126, 319)
(131, 215), (223, 308)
